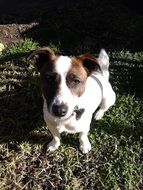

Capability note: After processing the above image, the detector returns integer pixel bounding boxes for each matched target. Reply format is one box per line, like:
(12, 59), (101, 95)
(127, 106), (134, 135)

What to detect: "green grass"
(0, 1), (143, 189)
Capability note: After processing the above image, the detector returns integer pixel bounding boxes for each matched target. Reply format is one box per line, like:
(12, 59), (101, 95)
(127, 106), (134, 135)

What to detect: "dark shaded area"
(0, 0), (143, 53)
(21, 0), (143, 54)
(0, 0), (83, 15)
(0, 53), (44, 142)
(110, 57), (143, 98)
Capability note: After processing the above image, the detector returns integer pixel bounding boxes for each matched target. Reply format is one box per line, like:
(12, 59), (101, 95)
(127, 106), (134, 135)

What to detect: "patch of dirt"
(0, 23), (38, 45)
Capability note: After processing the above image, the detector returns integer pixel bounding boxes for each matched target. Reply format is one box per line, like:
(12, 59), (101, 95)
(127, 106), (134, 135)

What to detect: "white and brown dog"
(29, 48), (116, 153)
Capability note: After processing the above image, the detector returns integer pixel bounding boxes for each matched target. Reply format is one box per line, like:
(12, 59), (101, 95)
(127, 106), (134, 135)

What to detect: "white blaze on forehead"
(52, 55), (78, 116)
(55, 56), (72, 75)
(49, 55), (85, 120)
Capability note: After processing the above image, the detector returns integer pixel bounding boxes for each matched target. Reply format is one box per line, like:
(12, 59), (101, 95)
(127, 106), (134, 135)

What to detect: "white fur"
(98, 49), (109, 80)
(55, 56), (72, 74)
(43, 50), (116, 154)
(49, 56), (78, 119)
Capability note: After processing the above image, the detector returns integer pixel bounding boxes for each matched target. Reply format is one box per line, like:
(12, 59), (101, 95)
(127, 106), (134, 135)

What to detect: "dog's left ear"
(77, 54), (101, 76)
(27, 47), (55, 70)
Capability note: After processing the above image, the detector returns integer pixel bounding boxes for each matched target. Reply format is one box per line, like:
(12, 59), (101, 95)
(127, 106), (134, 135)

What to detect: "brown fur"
(66, 57), (88, 96)
(77, 54), (101, 76)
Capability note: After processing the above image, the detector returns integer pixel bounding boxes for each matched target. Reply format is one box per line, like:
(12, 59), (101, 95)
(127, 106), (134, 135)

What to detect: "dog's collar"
(73, 106), (85, 120)
(90, 74), (103, 98)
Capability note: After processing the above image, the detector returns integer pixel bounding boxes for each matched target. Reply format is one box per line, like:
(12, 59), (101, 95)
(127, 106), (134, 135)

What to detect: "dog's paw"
(94, 109), (104, 120)
(80, 142), (91, 154)
(47, 140), (60, 152)
(47, 145), (58, 152)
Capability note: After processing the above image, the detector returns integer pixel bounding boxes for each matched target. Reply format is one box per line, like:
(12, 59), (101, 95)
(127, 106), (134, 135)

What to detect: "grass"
(0, 1), (143, 189)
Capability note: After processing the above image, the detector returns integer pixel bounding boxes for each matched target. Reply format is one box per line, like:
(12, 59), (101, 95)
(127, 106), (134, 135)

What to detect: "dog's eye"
(45, 73), (57, 82)
(72, 78), (81, 85)
(67, 75), (81, 87)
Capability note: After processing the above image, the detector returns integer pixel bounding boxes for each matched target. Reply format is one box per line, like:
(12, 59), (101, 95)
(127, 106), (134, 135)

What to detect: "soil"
(0, 23), (37, 45)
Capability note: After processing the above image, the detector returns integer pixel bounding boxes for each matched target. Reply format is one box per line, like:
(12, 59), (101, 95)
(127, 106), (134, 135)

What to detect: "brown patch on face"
(28, 47), (61, 110)
(28, 47), (58, 70)
(40, 70), (61, 110)
(66, 58), (88, 97)
(39, 56), (61, 110)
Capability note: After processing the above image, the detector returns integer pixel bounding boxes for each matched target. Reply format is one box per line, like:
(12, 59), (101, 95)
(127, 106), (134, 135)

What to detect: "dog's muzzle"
(52, 103), (85, 120)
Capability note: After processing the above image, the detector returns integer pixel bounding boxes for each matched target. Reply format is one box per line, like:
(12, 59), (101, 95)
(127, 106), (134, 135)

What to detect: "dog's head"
(29, 48), (100, 120)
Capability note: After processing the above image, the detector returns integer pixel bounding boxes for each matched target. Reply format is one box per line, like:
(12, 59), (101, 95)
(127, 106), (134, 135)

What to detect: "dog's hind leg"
(94, 85), (116, 120)
(94, 99), (110, 120)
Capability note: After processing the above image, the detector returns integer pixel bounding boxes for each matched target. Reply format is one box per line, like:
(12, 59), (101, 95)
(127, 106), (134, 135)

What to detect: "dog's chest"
(44, 107), (91, 134)
(57, 124), (80, 133)
(58, 116), (84, 133)
(48, 113), (85, 134)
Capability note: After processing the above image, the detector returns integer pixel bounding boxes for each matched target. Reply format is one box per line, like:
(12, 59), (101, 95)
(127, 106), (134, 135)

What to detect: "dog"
(29, 47), (116, 154)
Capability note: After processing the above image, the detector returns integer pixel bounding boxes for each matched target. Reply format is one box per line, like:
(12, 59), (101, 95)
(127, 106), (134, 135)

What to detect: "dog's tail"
(98, 49), (110, 81)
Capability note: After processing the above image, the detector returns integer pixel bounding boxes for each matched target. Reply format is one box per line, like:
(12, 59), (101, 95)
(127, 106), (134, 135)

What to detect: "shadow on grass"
(110, 57), (143, 98)
(0, 0), (142, 53)
(20, 0), (143, 54)
(0, 52), (52, 144)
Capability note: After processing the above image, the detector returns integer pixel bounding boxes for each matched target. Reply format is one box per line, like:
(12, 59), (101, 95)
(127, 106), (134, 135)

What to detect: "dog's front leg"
(79, 132), (91, 154)
(47, 127), (61, 152)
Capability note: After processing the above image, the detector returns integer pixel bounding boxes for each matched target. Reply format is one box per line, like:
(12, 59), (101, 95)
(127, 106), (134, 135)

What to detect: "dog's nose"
(52, 104), (68, 117)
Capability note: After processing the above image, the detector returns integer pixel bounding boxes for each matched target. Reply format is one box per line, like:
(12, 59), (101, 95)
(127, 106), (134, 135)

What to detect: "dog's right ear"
(28, 47), (55, 70)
